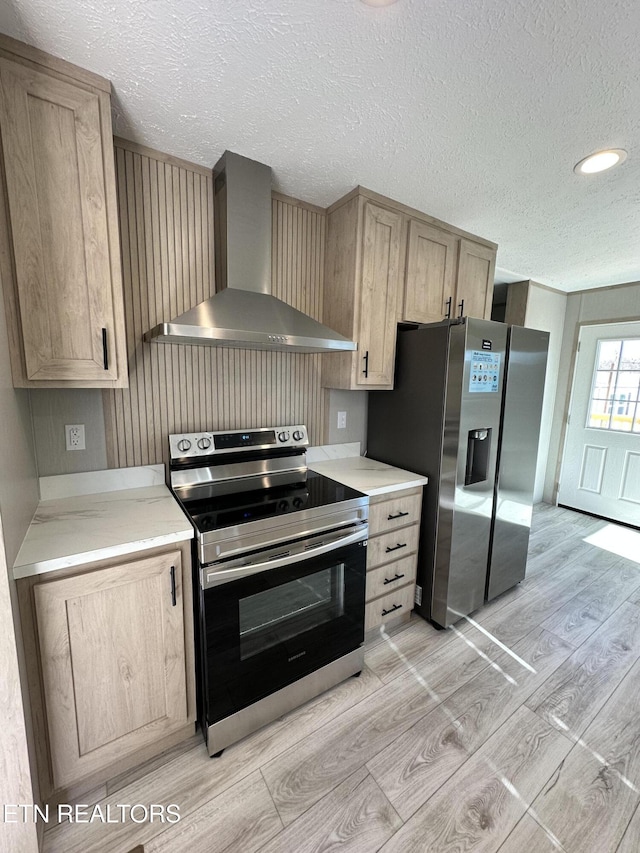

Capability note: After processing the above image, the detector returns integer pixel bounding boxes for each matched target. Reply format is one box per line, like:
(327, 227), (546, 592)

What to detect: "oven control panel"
(169, 424), (308, 460)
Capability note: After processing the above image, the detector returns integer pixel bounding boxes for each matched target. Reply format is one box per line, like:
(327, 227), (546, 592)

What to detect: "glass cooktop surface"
(178, 471), (365, 535)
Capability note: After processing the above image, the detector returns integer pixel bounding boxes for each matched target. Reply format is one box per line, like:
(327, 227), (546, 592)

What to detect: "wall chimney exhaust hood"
(145, 151), (356, 353)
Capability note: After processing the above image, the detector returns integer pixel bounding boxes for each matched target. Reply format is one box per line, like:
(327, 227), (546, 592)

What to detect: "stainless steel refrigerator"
(367, 317), (549, 628)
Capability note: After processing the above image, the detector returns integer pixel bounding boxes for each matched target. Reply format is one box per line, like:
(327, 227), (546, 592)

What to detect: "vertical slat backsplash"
(104, 140), (326, 470)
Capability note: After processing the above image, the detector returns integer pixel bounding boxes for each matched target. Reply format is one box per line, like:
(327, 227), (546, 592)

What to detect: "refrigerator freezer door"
(432, 319), (508, 627)
(487, 326), (549, 601)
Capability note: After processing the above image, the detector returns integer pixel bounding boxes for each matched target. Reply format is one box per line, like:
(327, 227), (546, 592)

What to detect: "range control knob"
(177, 438), (192, 453)
(292, 429), (305, 442)
(277, 500), (290, 512)
(197, 436), (212, 451)
(292, 497), (304, 509)
(278, 431), (290, 442)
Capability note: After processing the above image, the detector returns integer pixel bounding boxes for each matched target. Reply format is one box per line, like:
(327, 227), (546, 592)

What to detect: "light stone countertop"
(308, 455), (428, 497)
(13, 467), (193, 580)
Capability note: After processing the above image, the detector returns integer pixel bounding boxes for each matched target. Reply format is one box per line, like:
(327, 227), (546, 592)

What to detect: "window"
(588, 338), (640, 432)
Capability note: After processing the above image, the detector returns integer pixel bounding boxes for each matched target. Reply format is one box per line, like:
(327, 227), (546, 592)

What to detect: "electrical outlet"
(65, 424), (86, 451)
(337, 411), (347, 430)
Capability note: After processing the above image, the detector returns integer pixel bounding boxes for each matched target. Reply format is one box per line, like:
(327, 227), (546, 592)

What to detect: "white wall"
(545, 281), (640, 503)
(0, 517), (38, 853)
(29, 388), (107, 476)
(523, 284), (567, 502)
(0, 299), (39, 565)
(325, 389), (368, 448)
(0, 271), (39, 841)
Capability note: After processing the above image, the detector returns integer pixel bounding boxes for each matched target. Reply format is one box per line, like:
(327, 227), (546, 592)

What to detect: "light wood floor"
(43, 505), (640, 853)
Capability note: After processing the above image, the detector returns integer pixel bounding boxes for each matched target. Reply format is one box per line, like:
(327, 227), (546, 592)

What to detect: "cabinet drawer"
(366, 554), (417, 602)
(369, 492), (422, 536)
(367, 524), (420, 570)
(365, 583), (415, 632)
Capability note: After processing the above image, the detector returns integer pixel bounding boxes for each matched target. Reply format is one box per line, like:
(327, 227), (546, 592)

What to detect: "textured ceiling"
(1, 0), (639, 292)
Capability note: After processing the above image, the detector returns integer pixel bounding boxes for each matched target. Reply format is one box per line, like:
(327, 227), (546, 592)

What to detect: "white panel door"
(558, 322), (640, 526)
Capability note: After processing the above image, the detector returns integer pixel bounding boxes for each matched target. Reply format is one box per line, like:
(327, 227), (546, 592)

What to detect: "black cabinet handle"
(385, 542), (407, 553)
(383, 573), (406, 585)
(102, 328), (109, 370)
(458, 299), (465, 318)
(170, 566), (177, 606)
(382, 603), (403, 617)
(363, 350), (369, 378)
(445, 296), (452, 319)
(387, 510), (409, 520)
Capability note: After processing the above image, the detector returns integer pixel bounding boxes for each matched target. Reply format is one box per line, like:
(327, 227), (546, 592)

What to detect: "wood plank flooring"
(43, 505), (640, 853)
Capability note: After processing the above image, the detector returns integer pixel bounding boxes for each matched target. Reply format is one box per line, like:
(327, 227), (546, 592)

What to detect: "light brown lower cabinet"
(18, 541), (195, 802)
(365, 486), (423, 633)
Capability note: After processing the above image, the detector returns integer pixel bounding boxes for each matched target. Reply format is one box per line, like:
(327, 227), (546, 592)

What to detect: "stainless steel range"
(169, 424), (368, 756)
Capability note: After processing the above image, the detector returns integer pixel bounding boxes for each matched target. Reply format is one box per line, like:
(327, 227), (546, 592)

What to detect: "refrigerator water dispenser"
(465, 428), (491, 485)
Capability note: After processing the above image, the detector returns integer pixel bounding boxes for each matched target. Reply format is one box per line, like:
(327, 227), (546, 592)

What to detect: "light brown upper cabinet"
(401, 225), (496, 325)
(402, 220), (458, 324)
(323, 191), (405, 390)
(455, 238), (497, 321)
(323, 187), (497, 390)
(0, 36), (127, 387)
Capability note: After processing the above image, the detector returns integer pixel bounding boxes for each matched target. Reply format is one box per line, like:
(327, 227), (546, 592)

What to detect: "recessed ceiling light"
(360, 0), (399, 6)
(574, 149), (628, 175)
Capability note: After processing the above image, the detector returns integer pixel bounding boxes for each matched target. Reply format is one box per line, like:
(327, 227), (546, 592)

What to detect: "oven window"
(238, 563), (345, 660)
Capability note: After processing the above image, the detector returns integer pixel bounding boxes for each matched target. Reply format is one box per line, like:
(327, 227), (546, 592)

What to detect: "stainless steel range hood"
(145, 151), (356, 353)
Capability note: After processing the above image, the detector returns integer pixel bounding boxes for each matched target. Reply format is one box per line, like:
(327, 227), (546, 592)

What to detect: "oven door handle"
(203, 525), (368, 588)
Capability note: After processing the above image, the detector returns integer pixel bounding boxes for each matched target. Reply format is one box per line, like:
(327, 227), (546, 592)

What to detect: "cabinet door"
(403, 220), (458, 323)
(34, 551), (187, 789)
(455, 239), (496, 320)
(0, 59), (123, 382)
(357, 202), (404, 387)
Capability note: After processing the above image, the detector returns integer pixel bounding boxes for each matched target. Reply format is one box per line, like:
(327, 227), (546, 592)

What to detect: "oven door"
(201, 529), (366, 725)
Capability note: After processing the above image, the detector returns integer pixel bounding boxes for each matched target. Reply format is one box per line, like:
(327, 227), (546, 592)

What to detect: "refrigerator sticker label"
(469, 351), (500, 393)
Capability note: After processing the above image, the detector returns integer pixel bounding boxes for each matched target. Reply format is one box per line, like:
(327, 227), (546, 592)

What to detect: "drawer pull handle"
(363, 350), (369, 378)
(383, 573), (406, 585)
(387, 510), (409, 520)
(445, 296), (452, 320)
(382, 603), (403, 617)
(170, 566), (177, 606)
(386, 543), (407, 553)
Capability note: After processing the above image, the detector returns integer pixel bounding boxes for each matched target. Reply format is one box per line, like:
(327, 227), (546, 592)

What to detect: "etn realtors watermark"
(3, 802), (181, 824)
